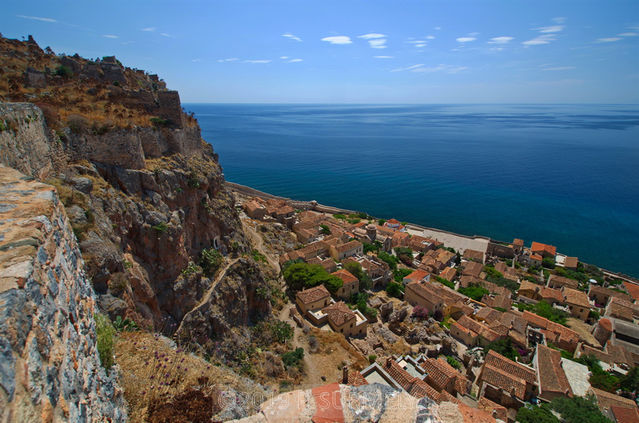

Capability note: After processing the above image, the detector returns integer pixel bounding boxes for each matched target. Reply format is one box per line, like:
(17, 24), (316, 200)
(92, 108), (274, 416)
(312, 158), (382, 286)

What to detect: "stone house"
(531, 242), (556, 259)
(296, 285), (332, 317)
(477, 350), (538, 410)
(332, 269), (359, 299)
(405, 281), (445, 315)
(329, 240), (363, 261)
(533, 344), (573, 402)
(547, 274), (579, 290)
(561, 287), (591, 321)
(323, 301), (368, 337)
(402, 269), (430, 286)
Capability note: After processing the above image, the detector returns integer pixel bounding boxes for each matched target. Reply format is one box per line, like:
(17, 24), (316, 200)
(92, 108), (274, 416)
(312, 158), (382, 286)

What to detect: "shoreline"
(226, 181), (639, 284)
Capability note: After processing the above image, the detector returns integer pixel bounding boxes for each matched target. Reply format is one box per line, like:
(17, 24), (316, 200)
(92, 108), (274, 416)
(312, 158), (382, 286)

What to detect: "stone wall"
(0, 165), (126, 422)
(0, 103), (55, 179)
(157, 90), (184, 128)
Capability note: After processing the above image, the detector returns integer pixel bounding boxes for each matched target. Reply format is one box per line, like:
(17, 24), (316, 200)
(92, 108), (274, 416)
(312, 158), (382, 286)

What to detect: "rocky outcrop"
(231, 383), (483, 423)
(0, 103), (56, 179)
(0, 165), (126, 421)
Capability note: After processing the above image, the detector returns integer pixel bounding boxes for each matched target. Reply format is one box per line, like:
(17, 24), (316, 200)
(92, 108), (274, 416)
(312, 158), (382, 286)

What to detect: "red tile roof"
(612, 406), (639, 423)
(536, 344), (572, 399)
(404, 269), (430, 284)
(531, 242), (557, 257)
(332, 269), (358, 286)
(481, 364), (528, 400)
(563, 287), (591, 308)
(296, 285), (331, 305)
(484, 350), (536, 385)
(590, 387), (638, 413)
(323, 301), (356, 327)
(624, 281), (639, 302)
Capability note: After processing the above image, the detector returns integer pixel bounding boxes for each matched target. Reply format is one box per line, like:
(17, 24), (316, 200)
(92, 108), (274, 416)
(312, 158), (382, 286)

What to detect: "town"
(239, 193), (639, 423)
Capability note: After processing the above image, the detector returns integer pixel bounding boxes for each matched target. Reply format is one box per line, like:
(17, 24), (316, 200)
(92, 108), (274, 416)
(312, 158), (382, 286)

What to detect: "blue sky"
(2, 0), (638, 103)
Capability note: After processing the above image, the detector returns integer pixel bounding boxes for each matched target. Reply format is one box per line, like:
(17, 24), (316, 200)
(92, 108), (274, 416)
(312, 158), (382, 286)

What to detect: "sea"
(184, 103), (639, 278)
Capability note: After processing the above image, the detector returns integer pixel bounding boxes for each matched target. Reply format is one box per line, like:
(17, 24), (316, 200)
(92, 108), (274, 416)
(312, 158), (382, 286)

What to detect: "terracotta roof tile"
(612, 405), (639, 423)
(296, 285), (331, 305)
(563, 287), (591, 308)
(481, 364), (527, 400)
(531, 242), (556, 256)
(332, 269), (358, 285)
(536, 344), (572, 399)
(323, 301), (356, 327)
(624, 281), (639, 302)
(484, 350), (536, 385)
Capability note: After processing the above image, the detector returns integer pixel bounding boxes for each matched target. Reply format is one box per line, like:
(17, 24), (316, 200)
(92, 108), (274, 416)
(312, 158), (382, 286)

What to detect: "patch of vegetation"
(152, 222), (169, 233)
(333, 213), (346, 220)
(412, 305), (429, 319)
(200, 248), (223, 277)
(112, 315), (139, 332)
(459, 284), (489, 301)
(67, 114), (89, 134)
(394, 247), (414, 266)
(251, 250), (267, 263)
(282, 262), (343, 294)
(55, 64), (73, 78)
(282, 347), (304, 368)
(181, 261), (202, 276)
(377, 219), (386, 225)
(485, 338), (520, 361)
(344, 261), (372, 290)
(150, 116), (170, 127)
(435, 276), (455, 289)
(378, 251), (399, 270)
(575, 354), (620, 393)
(96, 313), (115, 371)
(253, 320), (294, 346)
(187, 172), (201, 188)
(319, 224), (331, 235)
(542, 257), (556, 269)
(386, 281), (404, 298)
(393, 268), (413, 282)
(363, 241), (382, 254)
(446, 356), (461, 370)
(368, 354), (377, 364)
(551, 395), (613, 423)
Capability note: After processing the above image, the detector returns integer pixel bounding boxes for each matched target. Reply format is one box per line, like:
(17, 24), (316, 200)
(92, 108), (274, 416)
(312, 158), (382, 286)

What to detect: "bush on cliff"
(282, 262), (343, 294)
(96, 313), (116, 371)
(200, 248), (223, 276)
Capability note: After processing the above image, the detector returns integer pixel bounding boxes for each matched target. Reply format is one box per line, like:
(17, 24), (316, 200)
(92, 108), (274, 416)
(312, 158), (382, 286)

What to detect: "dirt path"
(242, 218), (281, 273)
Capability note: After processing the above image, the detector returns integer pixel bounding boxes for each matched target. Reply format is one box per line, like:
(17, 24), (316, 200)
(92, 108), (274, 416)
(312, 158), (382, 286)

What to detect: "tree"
(532, 300), (569, 325)
(550, 395), (613, 423)
(485, 338), (520, 361)
(378, 251), (398, 270)
(283, 262), (324, 291)
(394, 247), (413, 266)
(458, 284), (489, 301)
(542, 257), (556, 269)
(386, 281), (404, 298)
(200, 248), (223, 276)
(319, 224), (331, 235)
(344, 261), (372, 290)
(620, 366), (639, 393)
(322, 275), (344, 294)
(516, 405), (560, 423)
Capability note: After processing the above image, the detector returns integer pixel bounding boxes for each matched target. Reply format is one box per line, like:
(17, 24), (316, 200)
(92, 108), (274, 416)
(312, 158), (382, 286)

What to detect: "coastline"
(226, 180), (639, 284)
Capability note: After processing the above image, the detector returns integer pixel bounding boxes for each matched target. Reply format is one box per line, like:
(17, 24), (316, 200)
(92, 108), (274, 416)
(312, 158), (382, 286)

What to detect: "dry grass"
(115, 331), (267, 422)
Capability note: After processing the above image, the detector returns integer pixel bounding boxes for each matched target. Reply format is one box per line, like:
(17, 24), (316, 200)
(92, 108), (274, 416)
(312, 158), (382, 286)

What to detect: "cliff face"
(0, 165), (126, 421)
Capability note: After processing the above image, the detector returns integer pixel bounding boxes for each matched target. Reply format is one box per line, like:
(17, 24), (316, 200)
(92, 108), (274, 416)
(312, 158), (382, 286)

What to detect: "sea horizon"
(185, 103), (639, 278)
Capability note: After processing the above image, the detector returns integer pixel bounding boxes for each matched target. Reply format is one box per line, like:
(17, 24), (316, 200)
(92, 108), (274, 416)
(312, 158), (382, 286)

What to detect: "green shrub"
(393, 268), (413, 282)
(200, 248), (223, 276)
(435, 276), (455, 289)
(319, 224), (331, 235)
(368, 354), (377, 364)
(446, 356), (461, 369)
(459, 284), (489, 301)
(252, 250), (267, 263)
(181, 261), (202, 276)
(150, 116), (170, 126)
(386, 281), (404, 298)
(282, 347), (304, 367)
(152, 222), (169, 233)
(112, 315), (139, 332)
(378, 251), (399, 270)
(95, 313), (115, 371)
(55, 64), (73, 78)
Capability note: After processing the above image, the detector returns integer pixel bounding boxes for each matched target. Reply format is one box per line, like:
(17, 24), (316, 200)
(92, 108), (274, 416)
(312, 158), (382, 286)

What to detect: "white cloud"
(541, 66), (575, 71)
(536, 25), (564, 33)
(393, 63), (467, 73)
(391, 64), (424, 72)
(103, 34), (118, 39)
(358, 33), (386, 39)
(282, 33), (302, 42)
(288, 58), (303, 63)
(618, 32), (638, 37)
(456, 37), (476, 43)
(488, 36), (514, 44)
(321, 35), (352, 45)
(412, 64), (468, 74)
(160, 33), (173, 38)
(434, 26), (442, 31)
(244, 59), (271, 64)
(522, 34), (557, 46)
(426, 35), (435, 40)
(217, 58), (239, 63)
(374, 55), (393, 59)
(368, 39), (387, 49)
(141, 27), (156, 32)
(407, 40), (427, 48)
(553, 17), (566, 24)
(17, 14), (57, 23)
(192, 58), (201, 63)
(596, 37), (621, 43)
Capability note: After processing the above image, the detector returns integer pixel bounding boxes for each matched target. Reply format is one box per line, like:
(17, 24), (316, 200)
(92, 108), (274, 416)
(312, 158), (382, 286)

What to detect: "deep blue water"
(184, 104), (639, 277)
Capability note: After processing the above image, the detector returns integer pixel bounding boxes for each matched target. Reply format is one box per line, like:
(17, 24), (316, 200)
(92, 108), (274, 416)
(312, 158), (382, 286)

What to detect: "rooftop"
(332, 269), (358, 285)
(535, 344), (572, 398)
(296, 284), (331, 305)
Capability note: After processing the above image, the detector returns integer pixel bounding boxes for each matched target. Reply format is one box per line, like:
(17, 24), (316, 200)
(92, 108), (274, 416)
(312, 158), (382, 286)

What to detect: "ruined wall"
(0, 165), (126, 422)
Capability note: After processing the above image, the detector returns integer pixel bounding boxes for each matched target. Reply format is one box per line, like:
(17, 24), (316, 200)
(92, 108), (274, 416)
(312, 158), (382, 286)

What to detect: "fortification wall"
(0, 165), (126, 422)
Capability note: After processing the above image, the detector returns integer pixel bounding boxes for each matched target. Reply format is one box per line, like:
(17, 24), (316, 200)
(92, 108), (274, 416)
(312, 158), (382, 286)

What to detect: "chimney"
(342, 366), (349, 384)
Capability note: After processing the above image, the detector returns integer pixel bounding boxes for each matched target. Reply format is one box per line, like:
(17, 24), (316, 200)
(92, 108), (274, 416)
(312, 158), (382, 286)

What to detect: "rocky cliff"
(0, 34), (271, 356)
(0, 165), (126, 421)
